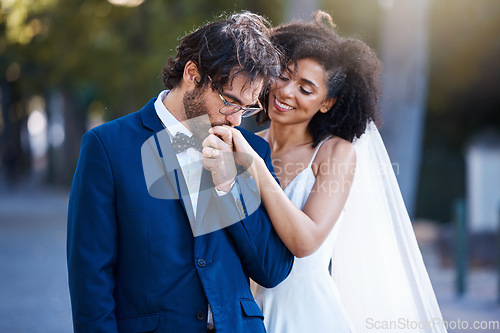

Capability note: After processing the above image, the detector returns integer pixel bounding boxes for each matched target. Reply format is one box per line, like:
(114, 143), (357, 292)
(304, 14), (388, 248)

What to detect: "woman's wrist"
(243, 154), (263, 178)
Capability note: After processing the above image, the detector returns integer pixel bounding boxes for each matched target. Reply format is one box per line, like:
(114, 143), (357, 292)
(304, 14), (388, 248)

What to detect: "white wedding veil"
(332, 122), (447, 332)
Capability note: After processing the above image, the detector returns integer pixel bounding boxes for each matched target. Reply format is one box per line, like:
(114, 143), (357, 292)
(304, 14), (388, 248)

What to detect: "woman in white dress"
(212, 11), (446, 332)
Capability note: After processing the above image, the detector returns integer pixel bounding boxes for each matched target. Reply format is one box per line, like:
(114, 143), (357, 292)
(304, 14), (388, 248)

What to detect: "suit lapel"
(140, 98), (196, 226)
(155, 130), (196, 226)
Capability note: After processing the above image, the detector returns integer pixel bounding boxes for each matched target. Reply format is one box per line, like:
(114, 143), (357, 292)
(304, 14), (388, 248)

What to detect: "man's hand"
(201, 126), (237, 192)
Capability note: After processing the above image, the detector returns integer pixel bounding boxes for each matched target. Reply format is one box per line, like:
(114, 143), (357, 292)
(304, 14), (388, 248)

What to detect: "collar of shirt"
(154, 90), (201, 160)
(154, 90), (193, 140)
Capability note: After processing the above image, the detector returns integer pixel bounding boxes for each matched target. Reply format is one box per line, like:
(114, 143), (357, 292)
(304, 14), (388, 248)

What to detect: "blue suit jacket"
(67, 98), (294, 332)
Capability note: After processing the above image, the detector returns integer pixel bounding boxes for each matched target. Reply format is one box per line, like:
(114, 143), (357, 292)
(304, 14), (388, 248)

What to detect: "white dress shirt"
(155, 90), (203, 216)
(154, 90), (214, 328)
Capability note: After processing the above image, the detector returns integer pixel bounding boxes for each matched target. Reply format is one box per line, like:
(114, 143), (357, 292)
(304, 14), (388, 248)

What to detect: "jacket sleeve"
(219, 141), (294, 288)
(67, 130), (119, 332)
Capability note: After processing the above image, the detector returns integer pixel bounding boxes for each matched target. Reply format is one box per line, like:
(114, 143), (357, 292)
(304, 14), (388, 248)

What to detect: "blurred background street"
(1, 179), (499, 332)
(0, 178), (72, 332)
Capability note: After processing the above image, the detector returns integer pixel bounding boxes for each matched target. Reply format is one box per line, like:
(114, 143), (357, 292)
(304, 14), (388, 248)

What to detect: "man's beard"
(183, 86), (230, 142)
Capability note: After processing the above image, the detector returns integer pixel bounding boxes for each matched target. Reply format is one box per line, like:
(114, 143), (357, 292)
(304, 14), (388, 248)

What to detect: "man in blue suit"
(67, 12), (294, 333)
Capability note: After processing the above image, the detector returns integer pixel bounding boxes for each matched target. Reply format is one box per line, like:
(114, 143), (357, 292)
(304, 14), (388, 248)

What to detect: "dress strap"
(308, 136), (332, 168)
(262, 129), (269, 142)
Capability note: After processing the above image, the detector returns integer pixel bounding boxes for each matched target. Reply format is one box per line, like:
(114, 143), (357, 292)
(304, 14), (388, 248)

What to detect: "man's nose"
(226, 111), (242, 127)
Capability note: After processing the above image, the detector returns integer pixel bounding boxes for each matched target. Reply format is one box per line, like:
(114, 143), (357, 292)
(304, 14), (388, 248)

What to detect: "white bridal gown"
(253, 138), (354, 333)
(254, 123), (447, 333)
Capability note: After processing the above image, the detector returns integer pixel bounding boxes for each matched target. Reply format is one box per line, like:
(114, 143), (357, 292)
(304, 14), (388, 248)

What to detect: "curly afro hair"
(258, 11), (383, 146)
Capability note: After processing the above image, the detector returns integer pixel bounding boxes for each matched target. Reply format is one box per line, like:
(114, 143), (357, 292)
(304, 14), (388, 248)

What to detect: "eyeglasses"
(207, 76), (263, 117)
(215, 91), (263, 118)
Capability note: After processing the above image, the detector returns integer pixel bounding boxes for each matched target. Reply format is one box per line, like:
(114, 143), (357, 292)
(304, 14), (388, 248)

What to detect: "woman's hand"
(209, 126), (261, 170)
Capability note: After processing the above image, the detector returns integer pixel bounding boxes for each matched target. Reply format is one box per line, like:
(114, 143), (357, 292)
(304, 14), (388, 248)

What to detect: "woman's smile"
(273, 96), (294, 112)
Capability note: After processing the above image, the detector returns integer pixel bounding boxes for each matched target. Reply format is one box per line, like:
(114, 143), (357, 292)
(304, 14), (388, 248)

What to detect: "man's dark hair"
(258, 11), (383, 145)
(162, 12), (281, 93)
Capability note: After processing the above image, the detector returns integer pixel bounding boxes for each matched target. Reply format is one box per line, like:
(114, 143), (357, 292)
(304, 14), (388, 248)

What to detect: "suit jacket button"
(197, 259), (206, 267)
(196, 311), (206, 321)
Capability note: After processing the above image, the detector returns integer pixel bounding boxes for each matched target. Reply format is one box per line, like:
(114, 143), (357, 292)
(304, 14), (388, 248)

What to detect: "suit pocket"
(117, 313), (159, 333)
(240, 299), (264, 319)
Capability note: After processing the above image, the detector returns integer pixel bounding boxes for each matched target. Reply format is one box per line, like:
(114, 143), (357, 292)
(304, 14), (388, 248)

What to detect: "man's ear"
(183, 60), (200, 87)
(320, 96), (337, 113)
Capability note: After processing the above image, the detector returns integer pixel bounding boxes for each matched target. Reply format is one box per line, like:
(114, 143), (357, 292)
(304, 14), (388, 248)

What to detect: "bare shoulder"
(320, 136), (355, 158)
(314, 136), (356, 173)
(255, 129), (269, 140)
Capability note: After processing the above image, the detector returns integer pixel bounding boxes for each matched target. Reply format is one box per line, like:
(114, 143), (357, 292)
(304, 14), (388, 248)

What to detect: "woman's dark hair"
(258, 11), (382, 145)
(162, 12), (281, 94)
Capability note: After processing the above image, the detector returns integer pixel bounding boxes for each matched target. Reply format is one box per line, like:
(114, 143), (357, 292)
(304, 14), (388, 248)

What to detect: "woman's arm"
(212, 126), (356, 258)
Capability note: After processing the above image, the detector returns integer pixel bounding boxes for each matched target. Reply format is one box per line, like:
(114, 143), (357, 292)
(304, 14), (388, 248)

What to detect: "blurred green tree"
(0, 0), (284, 185)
